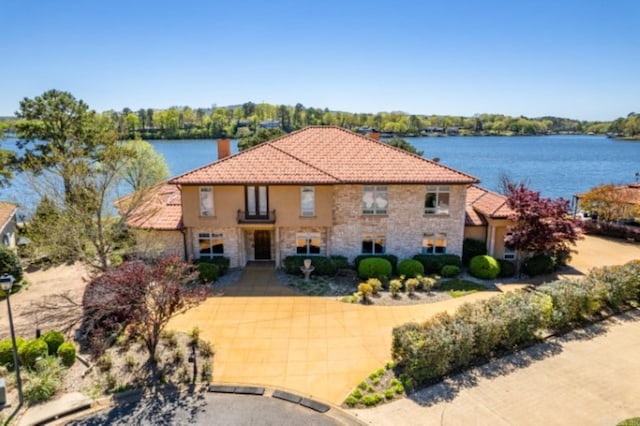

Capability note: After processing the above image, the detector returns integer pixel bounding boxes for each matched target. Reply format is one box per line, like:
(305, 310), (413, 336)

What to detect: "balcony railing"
(237, 209), (276, 224)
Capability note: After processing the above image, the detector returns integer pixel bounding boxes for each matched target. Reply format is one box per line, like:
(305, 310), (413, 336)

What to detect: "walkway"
(168, 268), (501, 405)
(352, 310), (640, 426)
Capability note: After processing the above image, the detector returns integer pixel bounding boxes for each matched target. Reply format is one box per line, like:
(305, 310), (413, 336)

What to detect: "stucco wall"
(330, 184), (467, 262)
(464, 226), (486, 242)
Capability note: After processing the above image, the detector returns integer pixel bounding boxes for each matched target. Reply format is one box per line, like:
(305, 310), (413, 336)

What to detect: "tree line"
(2, 102), (629, 141)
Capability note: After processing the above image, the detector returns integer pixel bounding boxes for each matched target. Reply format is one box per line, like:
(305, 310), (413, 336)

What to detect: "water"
(1, 135), (639, 216)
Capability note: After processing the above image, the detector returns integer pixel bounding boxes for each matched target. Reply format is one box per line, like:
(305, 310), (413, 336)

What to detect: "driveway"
(168, 235), (639, 406)
(351, 310), (640, 426)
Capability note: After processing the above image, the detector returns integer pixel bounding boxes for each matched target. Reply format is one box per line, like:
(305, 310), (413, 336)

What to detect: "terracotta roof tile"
(171, 126), (479, 185)
(124, 183), (183, 230)
(466, 185), (513, 225)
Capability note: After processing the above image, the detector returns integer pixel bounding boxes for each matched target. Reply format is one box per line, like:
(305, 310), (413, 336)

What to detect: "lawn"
(437, 279), (488, 298)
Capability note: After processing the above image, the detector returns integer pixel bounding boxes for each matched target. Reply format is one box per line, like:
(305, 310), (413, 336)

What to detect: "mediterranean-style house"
(126, 126), (514, 267)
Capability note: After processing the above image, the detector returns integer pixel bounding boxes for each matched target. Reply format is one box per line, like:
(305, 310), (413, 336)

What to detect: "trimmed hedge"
(462, 238), (487, 266)
(469, 255), (500, 279)
(412, 254), (461, 274)
(497, 259), (516, 278)
(392, 260), (640, 387)
(441, 265), (460, 278)
(523, 254), (555, 276)
(198, 263), (219, 283)
(397, 259), (424, 278)
(0, 337), (25, 368)
(57, 341), (77, 367)
(354, 254), (398, 273)
(358, 258), (392, 280)
(42, 330), (65, 355)
(196, 257), (230, 275)
(19, 338), (49, 369)
(283, 256), (346, 276)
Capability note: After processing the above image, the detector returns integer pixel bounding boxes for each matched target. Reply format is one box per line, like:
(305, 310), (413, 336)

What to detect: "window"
(362, 186), (388, 215)
(362, 233), (386, 254)
(301, 186), (315, 217)
(296, 232), (321, 255)
(199, 187), (214, 217)
(425, 186), (450, 215)
(246, 185), (268, 217)
(422, 233), (447, 254)
(199, 232), (224, 258)
(504, 233), (516, 260)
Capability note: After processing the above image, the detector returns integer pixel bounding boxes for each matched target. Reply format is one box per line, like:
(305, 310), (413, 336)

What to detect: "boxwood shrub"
(469, 255), (500, 279)
(412, 254), (461, 274)
(354, 254), (398, 274)
(497, 259), (516, 278)
(397, 259), (424, 278)
(282, 256), (344, 276)
(523, 254), (555, 277)
(57, 341), (77, 367)
(0, 337), (25, 368)
(196, 257), (230, 275)
(19, 338), (49, 369)
(42, 330), (65, 355)
(358, 258), (392, 280)
(197, 263), (219, 283)
(441, 265), (460, 278)
(462, 238), (487, 266)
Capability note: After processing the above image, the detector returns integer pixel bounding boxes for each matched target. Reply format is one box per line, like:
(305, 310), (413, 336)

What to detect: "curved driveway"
(168, 236), (640, 406)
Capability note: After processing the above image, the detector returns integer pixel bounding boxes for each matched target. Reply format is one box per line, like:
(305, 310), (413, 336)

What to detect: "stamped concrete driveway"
(168, 265), (500, 405)
(169, 236), (639, 407)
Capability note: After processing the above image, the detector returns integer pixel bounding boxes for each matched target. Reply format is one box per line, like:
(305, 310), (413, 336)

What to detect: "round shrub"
(0, 337), (25, 368)
(523, 254), (555, 277)
(498, 259), (516, 278)
(397, 259), (424, 278)
(18, 338), (49, 369)
(197, 262), (219, 283)
(462, 238), (487, 266)
(469, 255), (501, 280)
(441, 265), (460, 278)
(42, 330), (65, 355)
(57, 341), (77, 367)
(0, 246), (24, 283)
(358, 258), (392, 280)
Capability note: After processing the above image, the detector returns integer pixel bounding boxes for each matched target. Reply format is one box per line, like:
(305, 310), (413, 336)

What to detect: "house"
(573, 183), (640, 220)
(0, 202), (18, 251)
(464, 185), (515, 260)
(129, 126), (489, 267)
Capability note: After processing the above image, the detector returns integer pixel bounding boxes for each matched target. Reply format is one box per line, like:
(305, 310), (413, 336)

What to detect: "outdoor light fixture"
(0, 273), (23, 406)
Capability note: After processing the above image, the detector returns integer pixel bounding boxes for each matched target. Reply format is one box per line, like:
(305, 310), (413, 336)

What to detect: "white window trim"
(362, 186), (388, 215)
(199, 187), (214, 217)
(362, 233), (386, 254)
(198, 232), (224, 258)
(504, 233), (516, 260)
(422, 232), (447, 254)
(425, 186), (450, 215)
(300, 186), (315, 217)
(296, 232), (322, 255)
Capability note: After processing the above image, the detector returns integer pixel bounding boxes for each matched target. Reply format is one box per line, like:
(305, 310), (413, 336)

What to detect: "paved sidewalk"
(351, 310), (640, 426)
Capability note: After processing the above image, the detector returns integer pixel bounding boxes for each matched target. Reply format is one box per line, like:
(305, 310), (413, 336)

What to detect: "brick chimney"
(368, 131), (380, 141)
(217, 139), (231, 160)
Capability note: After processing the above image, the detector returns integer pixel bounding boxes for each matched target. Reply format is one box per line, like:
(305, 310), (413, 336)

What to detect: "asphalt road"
(67, 391), (343, 426)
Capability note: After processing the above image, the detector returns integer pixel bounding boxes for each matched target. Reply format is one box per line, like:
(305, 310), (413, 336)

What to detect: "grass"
(437, 279), (488, 298)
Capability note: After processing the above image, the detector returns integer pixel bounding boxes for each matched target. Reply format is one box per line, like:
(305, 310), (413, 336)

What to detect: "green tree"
(237, 128), (285, 151)
(122, 140), (169, 192)
(385, 137), (423, 156)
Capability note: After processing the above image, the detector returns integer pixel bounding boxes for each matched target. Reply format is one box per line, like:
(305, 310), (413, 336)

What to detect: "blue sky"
(1, 0), (638, 120)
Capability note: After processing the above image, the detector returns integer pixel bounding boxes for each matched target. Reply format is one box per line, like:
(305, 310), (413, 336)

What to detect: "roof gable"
(171, 126), (479, 185)
(465, 185), (513, 225)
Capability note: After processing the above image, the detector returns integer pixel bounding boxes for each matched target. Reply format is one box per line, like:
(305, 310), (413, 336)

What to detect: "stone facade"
(188, 227), (243, 267)
(330, 184), (467, 262)
(278, 226), (329, 260)
(133, 230), (185, 260)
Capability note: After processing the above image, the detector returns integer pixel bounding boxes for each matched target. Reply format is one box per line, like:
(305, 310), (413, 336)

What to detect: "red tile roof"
(123, 183), (183, 230)
(465, 185), (513, 226)
(171, 126), (479, 185)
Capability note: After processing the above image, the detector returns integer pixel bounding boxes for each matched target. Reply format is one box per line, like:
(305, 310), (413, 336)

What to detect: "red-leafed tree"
(505, 184), (583, 270)
(82, 255), (206, 362)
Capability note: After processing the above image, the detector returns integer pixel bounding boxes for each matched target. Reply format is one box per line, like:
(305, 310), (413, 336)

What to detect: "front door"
(254, 230), (271, 260)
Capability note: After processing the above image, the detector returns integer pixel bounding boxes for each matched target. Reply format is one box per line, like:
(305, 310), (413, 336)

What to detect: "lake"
(1, 134), (639, 215)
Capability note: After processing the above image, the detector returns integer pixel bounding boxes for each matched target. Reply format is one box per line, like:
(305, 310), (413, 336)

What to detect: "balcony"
(237, 209), (276, 224)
